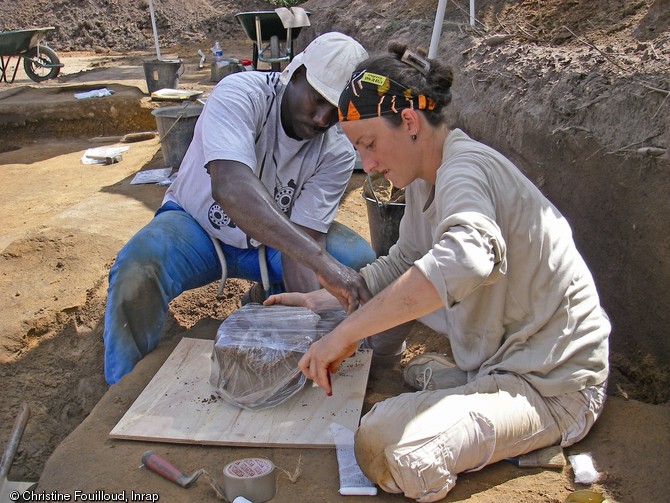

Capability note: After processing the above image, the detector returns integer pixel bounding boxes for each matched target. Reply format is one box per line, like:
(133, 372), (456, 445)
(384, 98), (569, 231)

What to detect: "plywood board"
(110, 338), (372, 447)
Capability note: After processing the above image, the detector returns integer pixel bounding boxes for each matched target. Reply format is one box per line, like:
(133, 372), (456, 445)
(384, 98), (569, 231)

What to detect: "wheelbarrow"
(0, 26), (63, 83)
(235, 8), (311, 72)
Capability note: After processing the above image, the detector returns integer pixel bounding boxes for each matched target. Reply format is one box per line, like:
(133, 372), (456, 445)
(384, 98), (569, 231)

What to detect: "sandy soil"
(1, 1), (669, 502)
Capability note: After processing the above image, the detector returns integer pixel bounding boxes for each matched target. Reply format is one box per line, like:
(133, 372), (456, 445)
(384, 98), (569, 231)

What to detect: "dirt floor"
(1, 1), (669, 502)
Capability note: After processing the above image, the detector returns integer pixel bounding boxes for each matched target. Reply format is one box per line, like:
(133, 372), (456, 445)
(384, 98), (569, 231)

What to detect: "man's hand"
(210, 162), (371, 310)
(316, 260), (372, 314)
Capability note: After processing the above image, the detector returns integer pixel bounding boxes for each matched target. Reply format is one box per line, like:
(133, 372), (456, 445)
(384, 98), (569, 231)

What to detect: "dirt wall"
(456, 90), (670, 399)
(297, 0), (670, 401)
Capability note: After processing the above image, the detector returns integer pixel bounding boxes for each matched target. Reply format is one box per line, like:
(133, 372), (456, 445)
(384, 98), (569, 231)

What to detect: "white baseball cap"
(280, 32), (368, 106)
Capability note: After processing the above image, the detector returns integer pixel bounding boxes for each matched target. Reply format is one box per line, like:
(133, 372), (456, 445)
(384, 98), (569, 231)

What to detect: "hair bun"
(387, 40), (408, 58)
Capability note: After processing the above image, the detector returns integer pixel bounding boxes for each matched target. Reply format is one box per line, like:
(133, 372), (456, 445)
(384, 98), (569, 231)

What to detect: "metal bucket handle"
(367, 173), (396, 217)
(158, 102), (192, 141)
(366, 174), (383, 206)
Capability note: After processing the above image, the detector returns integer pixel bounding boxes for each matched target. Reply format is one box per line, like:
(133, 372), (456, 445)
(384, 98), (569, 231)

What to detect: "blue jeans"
(103, 202), (376, 384)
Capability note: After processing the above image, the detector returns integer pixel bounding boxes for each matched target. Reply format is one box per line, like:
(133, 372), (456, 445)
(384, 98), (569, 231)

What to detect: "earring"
(411, 132), (417, 141)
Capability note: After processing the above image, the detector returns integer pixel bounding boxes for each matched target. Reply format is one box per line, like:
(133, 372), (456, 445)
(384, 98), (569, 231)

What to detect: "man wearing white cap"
(102, 32), (374, 385)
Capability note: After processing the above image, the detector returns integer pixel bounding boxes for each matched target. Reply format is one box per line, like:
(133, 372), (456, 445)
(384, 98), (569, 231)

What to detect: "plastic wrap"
(209, 304), (346, 410)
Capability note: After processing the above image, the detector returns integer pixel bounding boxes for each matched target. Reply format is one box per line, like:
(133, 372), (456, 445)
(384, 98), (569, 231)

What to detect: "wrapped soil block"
(210, 304), (345, 410)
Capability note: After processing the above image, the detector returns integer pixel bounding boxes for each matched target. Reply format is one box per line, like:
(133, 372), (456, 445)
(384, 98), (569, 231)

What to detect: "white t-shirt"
(164, 71), (355, 249)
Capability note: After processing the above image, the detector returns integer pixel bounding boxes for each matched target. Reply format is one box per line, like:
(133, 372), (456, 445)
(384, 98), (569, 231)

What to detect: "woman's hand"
(297, 266), (445, 395)
(316, 260), (373, 314)
(264, 288), (344, 312)
(298, 332), (359, 396)
(264, 291), (312, 309)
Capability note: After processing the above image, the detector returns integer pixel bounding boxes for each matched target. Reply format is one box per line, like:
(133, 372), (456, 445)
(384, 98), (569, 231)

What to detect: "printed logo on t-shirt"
(208, 203), (236, 230)
(274, 178), (296, 215)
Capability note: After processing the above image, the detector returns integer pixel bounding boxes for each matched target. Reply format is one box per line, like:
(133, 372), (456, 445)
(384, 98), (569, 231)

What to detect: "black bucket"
(363, 176), (406, 257)
(143, 59), (183, 94)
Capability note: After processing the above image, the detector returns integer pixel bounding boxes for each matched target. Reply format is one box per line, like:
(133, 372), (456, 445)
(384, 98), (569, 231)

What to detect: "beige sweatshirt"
(361, 129), (609, 396)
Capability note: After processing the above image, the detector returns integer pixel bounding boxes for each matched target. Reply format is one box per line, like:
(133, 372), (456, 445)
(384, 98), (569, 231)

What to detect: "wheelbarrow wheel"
(23, 45), (61, 82)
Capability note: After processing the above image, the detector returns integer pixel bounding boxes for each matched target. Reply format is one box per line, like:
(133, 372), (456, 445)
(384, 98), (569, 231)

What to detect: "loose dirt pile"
(0, 0), (271, 52)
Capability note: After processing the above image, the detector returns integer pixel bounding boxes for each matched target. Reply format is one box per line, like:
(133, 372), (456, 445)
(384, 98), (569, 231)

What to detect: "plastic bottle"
(210, 41), (224, 82)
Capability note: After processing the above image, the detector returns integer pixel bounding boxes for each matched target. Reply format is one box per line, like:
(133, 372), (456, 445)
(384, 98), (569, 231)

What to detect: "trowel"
(140, 451), (227, 500)
(0, 402), (37, 501)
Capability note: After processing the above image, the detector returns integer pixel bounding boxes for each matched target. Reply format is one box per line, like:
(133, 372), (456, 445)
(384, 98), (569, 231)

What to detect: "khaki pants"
(354, 372), (606, 502)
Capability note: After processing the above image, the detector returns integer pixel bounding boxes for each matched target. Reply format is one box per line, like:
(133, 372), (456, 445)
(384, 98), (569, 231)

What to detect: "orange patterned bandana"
(338, 70), (436, 121)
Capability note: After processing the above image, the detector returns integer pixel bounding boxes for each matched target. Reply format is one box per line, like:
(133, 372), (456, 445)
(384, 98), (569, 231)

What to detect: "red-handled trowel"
(141, 451), (204, 488)
(0, 402), (38, 501)
(140, 451), (226, 499)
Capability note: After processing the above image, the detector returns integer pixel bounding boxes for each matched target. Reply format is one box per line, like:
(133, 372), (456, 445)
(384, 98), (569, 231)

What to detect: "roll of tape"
(222, 458), (277, 503)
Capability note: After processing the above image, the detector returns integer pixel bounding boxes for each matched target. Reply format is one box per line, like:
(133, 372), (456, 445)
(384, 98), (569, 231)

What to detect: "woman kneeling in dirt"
(265, 42), (610, 502)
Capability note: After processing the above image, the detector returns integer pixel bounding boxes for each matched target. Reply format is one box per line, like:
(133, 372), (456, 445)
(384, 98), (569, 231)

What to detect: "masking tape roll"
(222, 458), (276, 503)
